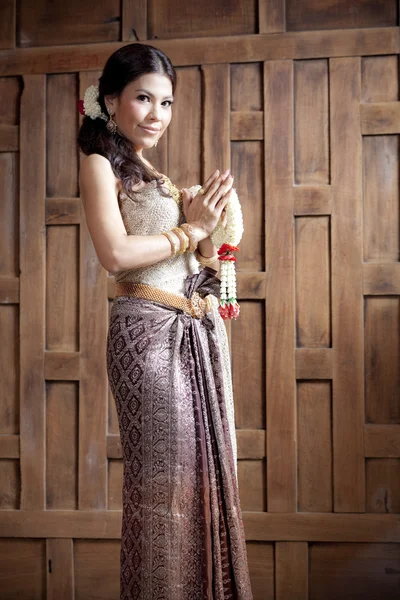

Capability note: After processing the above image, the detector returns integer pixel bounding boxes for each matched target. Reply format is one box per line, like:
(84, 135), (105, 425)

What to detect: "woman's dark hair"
(77, 43), (176, 199)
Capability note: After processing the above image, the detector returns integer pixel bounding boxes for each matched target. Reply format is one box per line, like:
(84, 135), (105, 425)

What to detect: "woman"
(78, 43), (253, 600)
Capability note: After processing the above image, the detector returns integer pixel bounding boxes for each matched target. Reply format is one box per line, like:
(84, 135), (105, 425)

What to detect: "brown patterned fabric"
(106, 266), (253, 600)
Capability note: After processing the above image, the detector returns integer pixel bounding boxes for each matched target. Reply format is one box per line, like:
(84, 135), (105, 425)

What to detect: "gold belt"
(114, 281), (214, 319)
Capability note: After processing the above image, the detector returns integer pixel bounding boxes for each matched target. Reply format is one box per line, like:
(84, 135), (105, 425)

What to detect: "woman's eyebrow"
(135, 88), (174, 100)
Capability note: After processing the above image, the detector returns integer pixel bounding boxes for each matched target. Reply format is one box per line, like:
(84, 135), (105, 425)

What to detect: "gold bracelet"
(161, 231), (179, 256)
(180, 222), (201, 252)
(194, 248), (219, 266)
(171, 227), (189, 255)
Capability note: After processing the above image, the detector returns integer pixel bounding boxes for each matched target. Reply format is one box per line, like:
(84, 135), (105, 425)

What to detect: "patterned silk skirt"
(106, 267), (253, 600)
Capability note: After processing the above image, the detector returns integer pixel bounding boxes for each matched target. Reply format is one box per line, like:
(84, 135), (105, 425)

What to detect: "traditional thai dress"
(106, 175), (253, 600)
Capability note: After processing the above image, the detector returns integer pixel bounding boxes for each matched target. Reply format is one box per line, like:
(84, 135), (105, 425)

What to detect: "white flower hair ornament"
(78, 85), (108, 122)
(187, 184), (244, 320)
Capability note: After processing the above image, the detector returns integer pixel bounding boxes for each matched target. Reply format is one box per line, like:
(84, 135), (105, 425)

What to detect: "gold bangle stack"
(171, 227), (190, 255)
(180, 222), (201, 252)
(194, 248), (219, 266)
(161, 231), (180, 256)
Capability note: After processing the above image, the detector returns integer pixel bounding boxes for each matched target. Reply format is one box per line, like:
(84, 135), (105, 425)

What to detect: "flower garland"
(187, 185), (244, 320)
(78, 85), (108, 122)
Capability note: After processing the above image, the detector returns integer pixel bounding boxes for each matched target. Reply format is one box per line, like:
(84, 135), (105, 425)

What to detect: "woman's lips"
(140, 126), (160, 135)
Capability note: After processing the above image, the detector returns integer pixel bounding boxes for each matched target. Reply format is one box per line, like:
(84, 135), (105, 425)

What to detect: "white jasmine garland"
(83, 85), (108, 121)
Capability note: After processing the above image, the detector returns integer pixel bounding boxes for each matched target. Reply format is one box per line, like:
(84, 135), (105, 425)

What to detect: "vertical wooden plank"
(19, 74), (46, 509)
(47, 539), (74, 600)
(276, 542), (308, 600)
(297, 381), (332, 512)
(78, 72), (108, 509)
(0, 0), (16, 49)
(122, 0), (147, 41)
(259, 0), (286, 34)
(264, 60), (296, 512)
(330, 57), (365, 512)
(202, 63), (232, 347)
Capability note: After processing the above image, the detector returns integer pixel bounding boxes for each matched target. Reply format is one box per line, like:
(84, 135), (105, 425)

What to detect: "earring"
(106, 107), (118, 134)
(154, 139), (158, 147)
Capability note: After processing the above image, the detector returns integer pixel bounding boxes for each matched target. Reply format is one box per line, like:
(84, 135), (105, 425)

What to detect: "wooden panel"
(46, 226), (79, 352)
(276, 542), (308, 600)
(1, 28), (399, 77)
(364, 424), (400, 457)
(0, 77), (20, 124)
(78, 72), (108, 510)
(286, 0), (397, 31)
(0, 125), (19, 151)
(0, 306), (18, 436)
(47, 74), (78, 197)
(0, 539), (46, 597)
(246, 542), (274, 599)
(44, 351), (81, 380)
(231, 63), (263, 111)
(362, 56), (399, 103)
(295, 217), (331, 348)
(364, 297), (400, 424)
(20, 74), (46, 510)
(0, 153), (18, 277)
(45, 198), (81, 225)
(264, 60), (296, 512)
(122, 0), (146, 42)
(164, 66), (201, 188)
(330, 57), (364, 512)
(293, 185), (332, 215)
(148, 0), (256, 40)
(232, 142), (264, 271)
(47, 538), (74, 600)
(309, 543), (400, 600)
(0, 510), (399, 542)
(108, 459), (123, 509)
(232, 302), (265, 429)
(0, 1), (15, 50)
(0, 460), (19, 508)
(46, 382), (78, 510)
(363, 263), (400, 295)
(295, 348), (333, 380)
(363, 135), (399, 264)
(0, 435), (19, 458)
(74, 540), (120, 600)
(361, 102), (400, 134)
(236, 430), (266, 460)
(366, 458), (400, 513)
(259, 0), (285, 34)
(238, 460), (266, 511)
(297, 382), (332, 512)
(230, 111), (263, 140)
(294, 59), (329, 185)
(18, 0), (120, 47)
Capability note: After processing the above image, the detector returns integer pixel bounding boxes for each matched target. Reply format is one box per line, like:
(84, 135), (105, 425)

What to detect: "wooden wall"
(1, 0), (400, 598)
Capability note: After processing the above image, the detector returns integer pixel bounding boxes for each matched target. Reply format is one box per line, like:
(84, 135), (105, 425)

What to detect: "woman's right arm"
(79, 153), (185, 273)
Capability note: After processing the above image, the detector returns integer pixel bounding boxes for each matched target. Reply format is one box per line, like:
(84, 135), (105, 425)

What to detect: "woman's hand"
(181, 169), (234, 239)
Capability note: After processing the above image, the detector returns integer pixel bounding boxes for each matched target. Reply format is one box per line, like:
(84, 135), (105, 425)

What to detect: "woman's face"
(105, 72), (174, 156)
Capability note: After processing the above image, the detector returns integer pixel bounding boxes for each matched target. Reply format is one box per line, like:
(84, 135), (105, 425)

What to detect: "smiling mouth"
(140, 126), (160, 133)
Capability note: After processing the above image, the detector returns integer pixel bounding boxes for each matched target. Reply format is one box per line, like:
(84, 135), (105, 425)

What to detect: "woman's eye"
(137, 95), (173, 107)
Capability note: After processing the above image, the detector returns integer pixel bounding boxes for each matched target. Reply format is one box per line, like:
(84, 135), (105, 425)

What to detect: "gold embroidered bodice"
(114, 175), (201, 296)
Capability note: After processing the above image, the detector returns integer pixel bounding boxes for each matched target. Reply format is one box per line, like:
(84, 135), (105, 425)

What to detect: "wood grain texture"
(286, 0), (397, 31)
(361, 102), (400, 135)
(46, 538), (74, 600)
(19, 74), (46, 510)
(18, 0), (120, 47)
(276, 542), (308, 600)
(295, 216), (331, 348)
(264, 59), (296, 512)
(330, 57), (365, 512)
(294, 59), (330, 185)
(297, 381), (332, 512)
(78, 72), (108, 510)
(1, 28), (399, 76)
